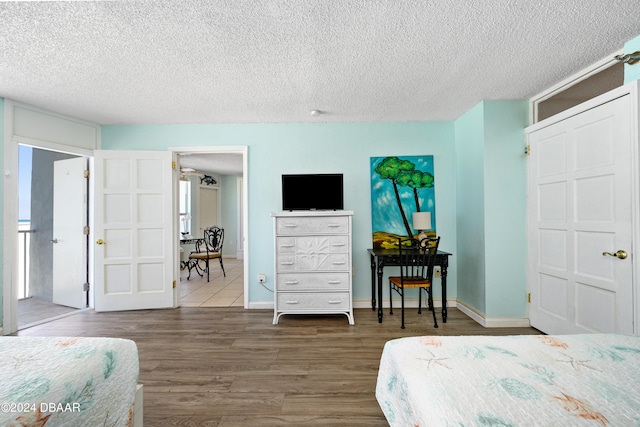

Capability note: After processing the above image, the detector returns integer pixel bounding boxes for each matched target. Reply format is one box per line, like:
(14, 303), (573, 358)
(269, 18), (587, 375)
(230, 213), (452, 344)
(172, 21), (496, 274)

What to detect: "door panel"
(94, 150), (174, 311)
(528, 95), (633, 334)
(52, 157), (88, 309)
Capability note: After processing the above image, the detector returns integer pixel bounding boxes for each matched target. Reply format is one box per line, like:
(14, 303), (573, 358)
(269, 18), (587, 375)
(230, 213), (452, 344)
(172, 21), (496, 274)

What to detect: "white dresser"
(271, 210), (354, 325)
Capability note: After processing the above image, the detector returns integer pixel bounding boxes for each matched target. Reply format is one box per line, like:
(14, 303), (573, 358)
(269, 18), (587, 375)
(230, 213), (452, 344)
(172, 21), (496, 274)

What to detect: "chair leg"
(219, 257), (226, 277)
(186, 259), (203, 280)
(400, 287), (405, 329)
(389, 281), (393, 315)
(418, 287), (422, 314)
(425, 287), (438, 328)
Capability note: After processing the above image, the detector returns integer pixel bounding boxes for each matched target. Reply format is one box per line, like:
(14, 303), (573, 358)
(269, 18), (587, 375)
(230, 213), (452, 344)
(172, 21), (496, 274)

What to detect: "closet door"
(527, 93), (634, 335)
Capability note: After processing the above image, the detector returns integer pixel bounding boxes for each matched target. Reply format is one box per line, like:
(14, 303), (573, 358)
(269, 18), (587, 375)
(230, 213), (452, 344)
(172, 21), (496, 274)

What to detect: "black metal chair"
(389, 236), (441, 329)
(187, 226), (226, 281)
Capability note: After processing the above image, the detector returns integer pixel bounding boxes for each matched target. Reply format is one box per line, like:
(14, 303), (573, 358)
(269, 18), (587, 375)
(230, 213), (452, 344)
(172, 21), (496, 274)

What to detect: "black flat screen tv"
(282, 174), (344, 211)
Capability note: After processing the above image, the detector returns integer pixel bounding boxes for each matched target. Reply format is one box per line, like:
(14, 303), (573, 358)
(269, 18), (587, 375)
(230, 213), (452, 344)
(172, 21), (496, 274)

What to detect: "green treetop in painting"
(374, 156), (434, 238)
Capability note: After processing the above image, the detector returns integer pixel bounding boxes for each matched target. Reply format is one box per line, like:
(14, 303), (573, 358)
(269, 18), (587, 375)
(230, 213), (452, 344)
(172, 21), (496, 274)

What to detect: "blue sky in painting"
(370, 155), (436, 236)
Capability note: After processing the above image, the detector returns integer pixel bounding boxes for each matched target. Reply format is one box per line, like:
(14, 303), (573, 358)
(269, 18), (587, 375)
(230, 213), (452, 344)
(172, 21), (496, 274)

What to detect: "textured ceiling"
(1, 1), (640, 125)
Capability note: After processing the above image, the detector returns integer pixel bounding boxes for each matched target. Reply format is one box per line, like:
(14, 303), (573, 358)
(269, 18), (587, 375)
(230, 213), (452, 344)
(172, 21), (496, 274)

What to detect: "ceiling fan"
(180, 167), (218, 185)
(179, 167), (204, 180)
(180, 167), (202, 175)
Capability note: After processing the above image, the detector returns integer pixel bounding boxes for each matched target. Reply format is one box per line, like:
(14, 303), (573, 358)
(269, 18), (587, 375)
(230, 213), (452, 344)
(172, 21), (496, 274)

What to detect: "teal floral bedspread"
(376, 334), (640, 426)
(0, 336), (139, 427)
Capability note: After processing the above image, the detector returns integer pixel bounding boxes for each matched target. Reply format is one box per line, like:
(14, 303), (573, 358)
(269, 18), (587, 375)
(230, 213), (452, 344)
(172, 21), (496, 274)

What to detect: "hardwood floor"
(15, 306), (541, 426)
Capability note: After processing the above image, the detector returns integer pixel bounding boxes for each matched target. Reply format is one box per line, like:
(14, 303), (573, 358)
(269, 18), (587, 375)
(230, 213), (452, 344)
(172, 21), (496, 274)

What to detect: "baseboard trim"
(247, 301), (274, 310)
(456, 301), (531, 328)
(352, 298), (456, 309)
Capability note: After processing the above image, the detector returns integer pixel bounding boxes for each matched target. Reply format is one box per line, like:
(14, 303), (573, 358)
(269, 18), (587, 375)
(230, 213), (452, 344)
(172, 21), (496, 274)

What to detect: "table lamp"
(412, 211), (432, 242)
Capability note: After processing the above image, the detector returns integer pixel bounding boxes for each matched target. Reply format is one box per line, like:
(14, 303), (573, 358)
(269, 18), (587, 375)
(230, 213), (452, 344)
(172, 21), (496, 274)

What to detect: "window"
(179, 179), (192, 236)
(533, 60), (624, 123)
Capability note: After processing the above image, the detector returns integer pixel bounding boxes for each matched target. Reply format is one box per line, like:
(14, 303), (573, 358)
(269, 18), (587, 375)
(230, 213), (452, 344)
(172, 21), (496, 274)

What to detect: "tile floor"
(18, 297), (81, 330)
(179, 257), (244, 307)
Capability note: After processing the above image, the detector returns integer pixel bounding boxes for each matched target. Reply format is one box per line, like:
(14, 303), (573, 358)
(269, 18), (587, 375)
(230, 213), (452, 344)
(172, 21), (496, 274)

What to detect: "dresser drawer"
(277, 292), (350, 310)
(277, 253), (349, 272)
(276, 236), (349, 254)
(276, 215), (349, 235)
(277, 272), (350, 291)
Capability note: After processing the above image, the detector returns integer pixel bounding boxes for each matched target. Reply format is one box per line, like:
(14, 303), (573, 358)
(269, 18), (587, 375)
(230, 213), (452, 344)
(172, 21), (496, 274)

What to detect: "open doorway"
(175, 149), (248, 308)
(17, 145), (89, 329)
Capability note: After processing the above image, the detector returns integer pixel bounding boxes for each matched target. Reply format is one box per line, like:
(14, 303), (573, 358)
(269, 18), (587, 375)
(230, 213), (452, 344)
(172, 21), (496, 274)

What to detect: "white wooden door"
(527, 94), (634, 334)
(52, 157), (88, 309)
(93, 150), (175, 311)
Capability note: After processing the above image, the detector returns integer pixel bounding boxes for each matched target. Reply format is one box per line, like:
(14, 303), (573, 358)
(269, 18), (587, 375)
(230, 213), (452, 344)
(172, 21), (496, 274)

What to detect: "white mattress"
(376, 334), (640, 426)
(0, 336), (139, 427)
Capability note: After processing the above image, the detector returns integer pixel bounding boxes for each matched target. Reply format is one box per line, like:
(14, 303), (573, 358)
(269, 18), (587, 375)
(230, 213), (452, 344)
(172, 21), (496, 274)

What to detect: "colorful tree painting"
(370, 155), (436, 248)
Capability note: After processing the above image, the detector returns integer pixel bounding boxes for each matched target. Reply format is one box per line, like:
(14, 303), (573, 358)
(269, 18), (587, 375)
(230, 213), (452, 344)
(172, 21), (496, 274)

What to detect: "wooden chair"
(187, 226), (226, 281)
(389, 236), (440, 329)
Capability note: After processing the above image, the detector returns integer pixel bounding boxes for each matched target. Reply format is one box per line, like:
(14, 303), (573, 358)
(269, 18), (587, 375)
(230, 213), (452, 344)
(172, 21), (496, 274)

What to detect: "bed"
(0, 336), (142, 427)
(376, 334), (640, 426)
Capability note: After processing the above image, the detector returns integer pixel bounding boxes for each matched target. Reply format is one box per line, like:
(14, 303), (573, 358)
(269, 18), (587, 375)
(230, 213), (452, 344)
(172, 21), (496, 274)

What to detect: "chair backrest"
(203, 226), (224, 253)
(397, 236), (440, 281)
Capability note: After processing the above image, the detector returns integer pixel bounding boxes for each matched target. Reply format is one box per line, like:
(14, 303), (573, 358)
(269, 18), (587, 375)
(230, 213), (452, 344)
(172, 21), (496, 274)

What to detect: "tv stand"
(271, 210), (355, 325)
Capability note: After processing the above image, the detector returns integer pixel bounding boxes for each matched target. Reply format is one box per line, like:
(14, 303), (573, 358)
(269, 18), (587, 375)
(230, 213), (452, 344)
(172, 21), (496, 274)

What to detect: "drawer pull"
(332, 261), (346, 265)
(280, 244), (294, 248)
(284, 224), (299, 228)
(328, 300), (342, 304)
(285, 300), (299, 304)
(280, 261), (294, 266)
(284, 280), (300, 285)
(328, 223), (341, 228)
(327, 280), (342, 284)
(332, 243), (346, 247)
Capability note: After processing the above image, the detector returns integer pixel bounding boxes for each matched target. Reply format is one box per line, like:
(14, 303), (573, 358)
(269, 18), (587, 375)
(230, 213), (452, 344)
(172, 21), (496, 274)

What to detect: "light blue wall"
(0, 98), (4, 324)
(220, 174), (241, 257)
(483, 101), (529, 318)
(454, 103), (486, 314)
(624, 35), (640, 84)
(454, 100), (529, 319)
(102, 122), (457, 305)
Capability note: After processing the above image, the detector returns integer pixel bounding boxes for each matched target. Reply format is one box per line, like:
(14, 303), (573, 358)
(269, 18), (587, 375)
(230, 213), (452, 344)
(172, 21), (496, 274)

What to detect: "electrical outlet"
(434, 267), (441, 278)
(257, 273), (266, 283)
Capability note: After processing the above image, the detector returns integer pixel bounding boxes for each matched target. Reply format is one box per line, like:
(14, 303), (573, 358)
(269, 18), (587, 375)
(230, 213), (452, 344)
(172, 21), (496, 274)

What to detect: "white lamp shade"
(412, 211), (432, 231)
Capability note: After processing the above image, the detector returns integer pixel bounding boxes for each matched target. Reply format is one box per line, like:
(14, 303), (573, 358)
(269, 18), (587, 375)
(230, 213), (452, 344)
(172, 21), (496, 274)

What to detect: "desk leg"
(441, 264), (448, 323)
(370, 253), (376, 310)
(377, 261), (385, 323)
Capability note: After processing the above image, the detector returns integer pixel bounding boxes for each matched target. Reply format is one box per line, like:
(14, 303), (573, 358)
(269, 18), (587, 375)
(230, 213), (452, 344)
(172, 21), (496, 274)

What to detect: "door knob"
(96, 239), (105, 245)
(50, 238), (59, 244)
(602, 250), (627, 260)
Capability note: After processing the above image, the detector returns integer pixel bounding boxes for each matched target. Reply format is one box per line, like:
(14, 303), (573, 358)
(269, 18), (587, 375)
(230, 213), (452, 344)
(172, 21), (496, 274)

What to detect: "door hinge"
(173, 280), (177, 289)
(172, 161), (177, 170)
(524, 145), (531, 155)
(528, 293), (531, 303)
(84, 169), (90, 178)
(83, 282), (90, 292)
(83, 226), (90, 235)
